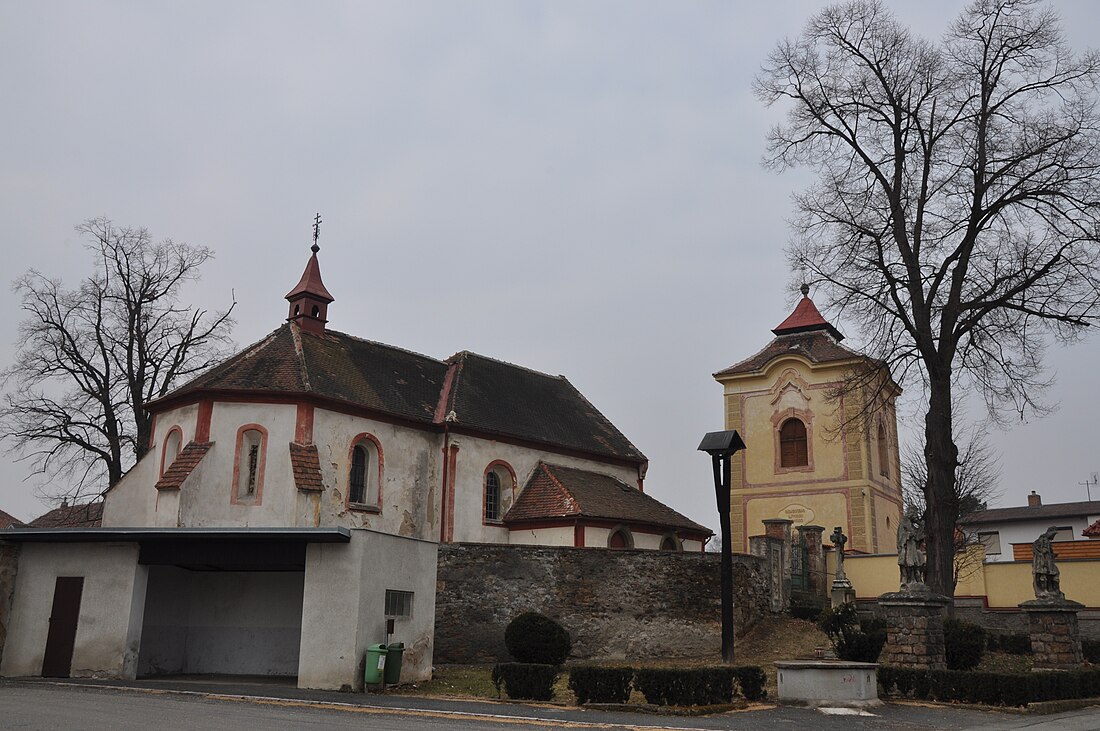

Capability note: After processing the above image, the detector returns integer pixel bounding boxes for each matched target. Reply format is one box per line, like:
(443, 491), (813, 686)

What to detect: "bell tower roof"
(772, 284), (844, 342)
(285, 243), (334, 304)
(285, 217), (334, 334)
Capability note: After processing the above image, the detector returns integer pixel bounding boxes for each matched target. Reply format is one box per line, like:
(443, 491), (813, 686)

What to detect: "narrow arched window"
(608, 527), (633, 549)
(234, 428), (266, 501)
(485, 471), (501, 522)
(660, 535), (681, 551)
(877, 422), (890, 477)
(350, 444), (368, 504)
(779, 418), (808, 468)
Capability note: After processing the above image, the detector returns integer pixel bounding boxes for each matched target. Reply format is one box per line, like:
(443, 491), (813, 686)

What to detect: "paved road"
(2, 680), (1099, 730)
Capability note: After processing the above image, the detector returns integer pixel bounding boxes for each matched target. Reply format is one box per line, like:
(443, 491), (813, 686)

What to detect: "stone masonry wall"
(435, 543), (770, 664)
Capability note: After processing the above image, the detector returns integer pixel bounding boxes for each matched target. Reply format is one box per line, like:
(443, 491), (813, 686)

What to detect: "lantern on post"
(698, 430), (746, 664)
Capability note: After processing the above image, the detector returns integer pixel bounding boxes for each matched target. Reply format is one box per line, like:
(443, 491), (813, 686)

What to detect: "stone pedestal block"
(831, 580), (855, 609)
(878, 591), (949, 670)
(1020, 598), (1085, 670)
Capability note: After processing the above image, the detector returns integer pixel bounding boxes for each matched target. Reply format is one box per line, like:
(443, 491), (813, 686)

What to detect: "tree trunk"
(923, 373), (958, 598)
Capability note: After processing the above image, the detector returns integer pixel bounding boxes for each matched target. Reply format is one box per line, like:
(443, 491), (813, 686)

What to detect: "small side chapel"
(713, 286), (903, 554)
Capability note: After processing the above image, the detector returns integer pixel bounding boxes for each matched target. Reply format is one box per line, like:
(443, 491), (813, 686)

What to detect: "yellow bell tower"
(713, 286), (902, 553)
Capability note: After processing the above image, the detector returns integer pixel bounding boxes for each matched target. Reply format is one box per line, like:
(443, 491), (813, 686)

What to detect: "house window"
(485, 471), (501, 522)
(978, 531), (1001, 555)
(385, 590), (414, 619)
(1053, 526), (1074, 542)
(779, 418), (808, 468)
(350, 445), (368, 504)
(161, 426), (183, 476)
(608, 527), (634, 549)
(877, 422), (890, 478)
(660, 534), (681, 551)
(232, 425), (267, 504)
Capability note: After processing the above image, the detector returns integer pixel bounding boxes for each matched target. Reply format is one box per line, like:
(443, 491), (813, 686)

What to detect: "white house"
(961, 491), (1100, 562)
(0, 244), (709, 689)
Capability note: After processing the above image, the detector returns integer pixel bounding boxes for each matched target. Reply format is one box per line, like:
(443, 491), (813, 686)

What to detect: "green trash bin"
(364, 644), (388, 684)
(384, 642), (405, 684)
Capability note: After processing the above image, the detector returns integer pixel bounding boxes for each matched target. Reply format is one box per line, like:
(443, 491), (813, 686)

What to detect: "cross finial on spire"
(312, 213), (322, 253)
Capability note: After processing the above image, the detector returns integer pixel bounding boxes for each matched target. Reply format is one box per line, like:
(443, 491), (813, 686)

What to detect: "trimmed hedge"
(492, 663), (559, 701)
(879, 667), (1100, 707)
(568, 666), (634, 704)
(944, 618), (985, 670)
(632, 666), (768, 706)
(504, 612), (572, 666)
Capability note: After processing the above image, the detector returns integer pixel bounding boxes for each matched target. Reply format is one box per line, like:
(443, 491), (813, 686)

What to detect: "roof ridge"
(539, 462), (580, 515)
(448, 349), (567, 382)
(288, 323), (313, 393)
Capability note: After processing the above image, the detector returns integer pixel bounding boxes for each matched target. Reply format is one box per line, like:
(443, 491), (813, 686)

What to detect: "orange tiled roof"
(289, 442), (324, 492)
(29, 501), (103, 528)
(155, 441), (214, 490)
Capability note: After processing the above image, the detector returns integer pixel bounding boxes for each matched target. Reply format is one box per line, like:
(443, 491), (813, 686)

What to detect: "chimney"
(1027, 491), (1042, 507)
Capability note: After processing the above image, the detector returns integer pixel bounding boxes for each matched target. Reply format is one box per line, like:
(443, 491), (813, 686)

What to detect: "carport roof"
(0, 526), (351, 543)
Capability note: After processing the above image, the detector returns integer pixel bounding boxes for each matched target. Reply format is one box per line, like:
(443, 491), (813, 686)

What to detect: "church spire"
(772, 283), (844, 341)
(285, 214), (334, 334)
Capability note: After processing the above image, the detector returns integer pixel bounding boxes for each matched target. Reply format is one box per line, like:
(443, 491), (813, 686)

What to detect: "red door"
(41, 577), (84, 677)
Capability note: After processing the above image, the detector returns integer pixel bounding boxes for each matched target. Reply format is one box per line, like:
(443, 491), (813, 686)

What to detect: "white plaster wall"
(972, 515), (1100, 562)
(508, 526), (575, 546)
(299, 529), (437, 690)
(138, 567), (304, 676)
(178, 402), (299, 527)
(447, 435), (641, 544)
(1, 543), (147, 679)
(310, 410), (439, 538)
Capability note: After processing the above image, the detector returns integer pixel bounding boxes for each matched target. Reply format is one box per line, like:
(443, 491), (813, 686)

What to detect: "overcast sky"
(2, 1), (1098, 530)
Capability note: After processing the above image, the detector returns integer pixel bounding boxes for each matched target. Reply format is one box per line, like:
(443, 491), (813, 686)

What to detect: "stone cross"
(830, 526), (848, 583)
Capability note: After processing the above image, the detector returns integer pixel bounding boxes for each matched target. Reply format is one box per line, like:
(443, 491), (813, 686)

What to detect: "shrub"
(568, 666), (633, 704)
(504, 612), (572, 666)
(944, 618), (986, 670)
(491, 663), (559, 701)
(1083, 639), (1100, 664)
(986, 632), (1031, 655)
(634, 668), (736, 707)
(818, 604), (885, 662)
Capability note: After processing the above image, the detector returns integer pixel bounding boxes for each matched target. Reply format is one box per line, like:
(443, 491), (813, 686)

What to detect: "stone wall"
(435, 543), (770, 664)
(0, 545), (19, 669)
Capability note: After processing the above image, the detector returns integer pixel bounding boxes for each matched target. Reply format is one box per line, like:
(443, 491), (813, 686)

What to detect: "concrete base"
(775, 660), (881, 708)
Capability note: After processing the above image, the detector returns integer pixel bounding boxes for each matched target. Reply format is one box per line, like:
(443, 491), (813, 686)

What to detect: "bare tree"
(756, 0), (1100, 596)
(902, 424), (1002, 591)
(1, 218), (235, 502)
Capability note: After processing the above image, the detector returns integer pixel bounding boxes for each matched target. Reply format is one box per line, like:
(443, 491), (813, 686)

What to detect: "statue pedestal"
(1019, 598), (1085, 670)
(878, 590), (949, 670)
(831, 579), (855, 608)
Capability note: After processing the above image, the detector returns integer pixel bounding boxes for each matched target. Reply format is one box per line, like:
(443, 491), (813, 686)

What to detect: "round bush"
(944, 618), (985, 670)
(504, 612), (571, 665)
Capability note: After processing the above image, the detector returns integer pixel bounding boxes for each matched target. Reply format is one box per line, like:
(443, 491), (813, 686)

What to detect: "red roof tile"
(289, 442), (324, 492)
(285, 249), (334, 303)
(505, 462), (710, 535)
(1082, 517), (1100, 537)
(29, 501), (103, 528)
(155, 441), (213, 490)
(0, 508), (21, 529)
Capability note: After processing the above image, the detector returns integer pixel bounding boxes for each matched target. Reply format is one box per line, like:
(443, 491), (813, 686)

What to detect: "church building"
(0, 242), (708, 689)
(713, 286), (902, 554)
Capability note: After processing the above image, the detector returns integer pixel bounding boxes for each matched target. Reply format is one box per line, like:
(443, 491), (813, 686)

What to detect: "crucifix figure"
(312, 212), (322, 253)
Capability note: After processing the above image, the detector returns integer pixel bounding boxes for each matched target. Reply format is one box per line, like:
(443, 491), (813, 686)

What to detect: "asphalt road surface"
(3, 681), (1100, 731)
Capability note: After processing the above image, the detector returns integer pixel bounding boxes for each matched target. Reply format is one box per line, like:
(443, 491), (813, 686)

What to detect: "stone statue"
(1032, 527), (1064, 601)
(897, 508), (926, 591)
(830, 526), (848, 583)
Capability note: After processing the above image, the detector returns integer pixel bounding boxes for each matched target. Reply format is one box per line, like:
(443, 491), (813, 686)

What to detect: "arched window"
(232, 425), (267, 504)
(877, 422), (890, 478)
(482, 461), (516, 524)
(660, 534), (682, 551)
(779, 418), (808, 468)
(348, 435), (382, 509)
(484, 471), (501, 522)
(608, 527), (634, 549)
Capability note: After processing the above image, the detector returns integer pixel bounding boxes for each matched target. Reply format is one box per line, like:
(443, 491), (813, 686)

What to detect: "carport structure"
(0, 528), (361, 685)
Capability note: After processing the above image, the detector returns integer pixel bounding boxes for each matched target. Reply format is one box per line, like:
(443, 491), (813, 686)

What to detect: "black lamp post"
(698, 429), (746, 664)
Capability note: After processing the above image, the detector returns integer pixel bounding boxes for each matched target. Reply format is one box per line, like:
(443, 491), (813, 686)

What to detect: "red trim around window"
(482, 460), (517, 526)
(230, 423), (268, 506)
